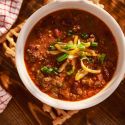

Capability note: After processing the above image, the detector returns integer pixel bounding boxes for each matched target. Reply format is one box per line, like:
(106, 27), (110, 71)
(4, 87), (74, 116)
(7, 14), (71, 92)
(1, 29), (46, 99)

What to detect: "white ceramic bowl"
(16, 0), (125, 110)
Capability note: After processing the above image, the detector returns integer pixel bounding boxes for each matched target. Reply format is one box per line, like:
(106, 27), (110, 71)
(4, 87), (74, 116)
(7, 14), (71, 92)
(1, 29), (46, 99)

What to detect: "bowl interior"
(16, 0), (125, 110)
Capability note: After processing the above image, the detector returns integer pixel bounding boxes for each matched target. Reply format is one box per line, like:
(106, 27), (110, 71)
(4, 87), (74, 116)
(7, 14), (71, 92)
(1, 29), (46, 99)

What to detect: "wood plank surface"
(0, 0), (125, 125)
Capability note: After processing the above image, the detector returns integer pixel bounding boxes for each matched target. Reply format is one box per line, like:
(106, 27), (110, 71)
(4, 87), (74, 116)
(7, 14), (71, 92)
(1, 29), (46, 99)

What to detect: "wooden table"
(0, 0), (125, 125)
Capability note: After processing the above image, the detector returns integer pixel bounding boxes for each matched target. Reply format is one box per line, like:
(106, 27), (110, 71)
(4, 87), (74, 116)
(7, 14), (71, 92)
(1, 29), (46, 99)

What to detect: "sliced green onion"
(81, 33), (89, 39)
(63, 43), (75, 50)
(41, 66), (58, 74)
(52, 67), (59, 74)
(98, 53), (106, 64)
(41, 66), (53, 74)
(77, 43), (85, 50)
(91, 42), (98, 47)
(82, 42), (91, 47)
(57, 53), (69, 62)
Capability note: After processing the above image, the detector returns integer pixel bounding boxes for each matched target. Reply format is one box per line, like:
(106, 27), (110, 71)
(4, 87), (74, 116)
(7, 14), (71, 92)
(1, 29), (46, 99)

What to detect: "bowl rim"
(16, 0), (125, 110)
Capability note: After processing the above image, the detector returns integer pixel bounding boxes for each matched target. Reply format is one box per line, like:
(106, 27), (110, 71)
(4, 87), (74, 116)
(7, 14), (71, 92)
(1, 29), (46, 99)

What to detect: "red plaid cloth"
(0, 86), (12, 113)
(0, 0), (23, 36)
(0, 0), (23, 113)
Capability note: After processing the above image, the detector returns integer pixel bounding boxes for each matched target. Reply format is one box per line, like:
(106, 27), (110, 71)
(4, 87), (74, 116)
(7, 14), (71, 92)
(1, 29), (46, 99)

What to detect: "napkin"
(0, 0), (23, 113)
(0, 0), (23, 36)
